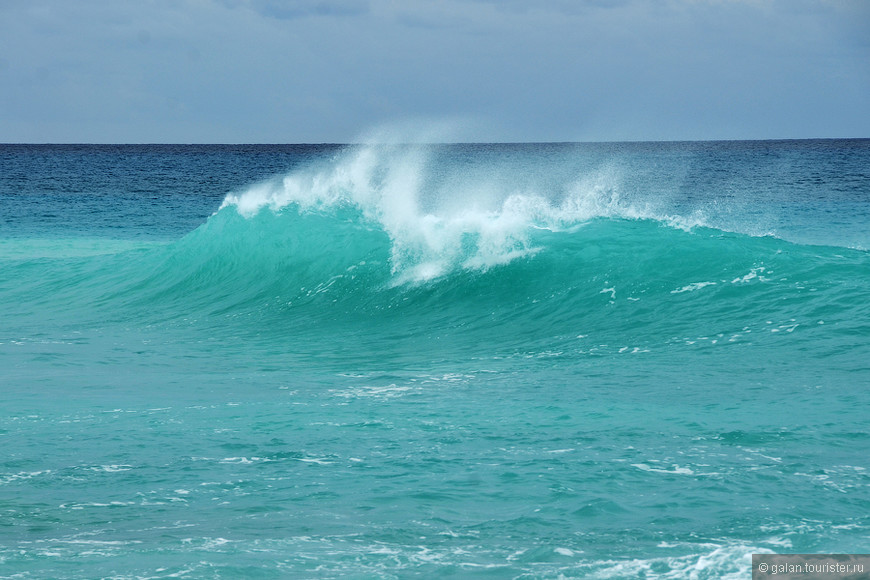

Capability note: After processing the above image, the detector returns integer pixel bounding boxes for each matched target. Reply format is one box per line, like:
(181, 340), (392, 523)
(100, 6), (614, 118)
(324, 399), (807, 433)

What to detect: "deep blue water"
(1, 141), (869, 578)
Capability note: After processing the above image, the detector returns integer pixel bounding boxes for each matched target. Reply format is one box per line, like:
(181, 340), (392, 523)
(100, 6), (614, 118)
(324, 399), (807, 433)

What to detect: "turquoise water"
(1, 141), (869, 578)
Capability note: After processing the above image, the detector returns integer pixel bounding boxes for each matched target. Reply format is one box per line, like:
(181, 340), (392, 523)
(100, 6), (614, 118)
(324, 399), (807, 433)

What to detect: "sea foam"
(220, 143), (661, 282)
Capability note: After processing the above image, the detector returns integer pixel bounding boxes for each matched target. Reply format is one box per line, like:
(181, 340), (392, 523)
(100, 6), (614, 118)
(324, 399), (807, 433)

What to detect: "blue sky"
(1, 0), (868, 143)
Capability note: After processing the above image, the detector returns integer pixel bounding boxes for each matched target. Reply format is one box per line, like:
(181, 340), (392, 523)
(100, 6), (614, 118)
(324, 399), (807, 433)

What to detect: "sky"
(0, 0), (868, 143)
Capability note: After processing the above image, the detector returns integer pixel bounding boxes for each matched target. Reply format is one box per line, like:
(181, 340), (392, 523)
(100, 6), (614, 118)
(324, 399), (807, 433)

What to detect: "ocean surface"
(1, 140), (869, 579)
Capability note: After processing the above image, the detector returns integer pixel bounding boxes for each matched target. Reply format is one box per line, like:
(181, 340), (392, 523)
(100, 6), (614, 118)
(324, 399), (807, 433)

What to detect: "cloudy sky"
(1, 0), (867, 143)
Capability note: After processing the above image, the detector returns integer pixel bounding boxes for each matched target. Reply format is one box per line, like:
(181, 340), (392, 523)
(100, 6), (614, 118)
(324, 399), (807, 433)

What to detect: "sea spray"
(219, 143), (666, 283)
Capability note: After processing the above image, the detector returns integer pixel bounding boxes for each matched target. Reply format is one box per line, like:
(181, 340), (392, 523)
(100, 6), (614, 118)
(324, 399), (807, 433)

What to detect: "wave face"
(2, 141), (870, 578)
(7, 143), (868, 362)
(143, 192), (869, 365)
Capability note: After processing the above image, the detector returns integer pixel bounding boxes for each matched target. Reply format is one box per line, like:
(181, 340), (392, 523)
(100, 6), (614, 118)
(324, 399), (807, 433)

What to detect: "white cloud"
(0, 0), (867, 142)
(221, 0), (370, 20)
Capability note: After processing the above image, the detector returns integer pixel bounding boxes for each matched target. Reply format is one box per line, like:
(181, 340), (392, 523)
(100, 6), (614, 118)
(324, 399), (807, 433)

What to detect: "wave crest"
(220, 144), (659, 283)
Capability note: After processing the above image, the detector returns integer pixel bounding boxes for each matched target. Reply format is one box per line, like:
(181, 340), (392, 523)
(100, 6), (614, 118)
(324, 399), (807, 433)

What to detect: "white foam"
(0, 470), (51, 485)
(632, 463), (695, 475)
(331, 384), (416, 399)
(88, 464), (133, 473)
(587, 543), (768, 579)
(219, 143), (662, 283)
(731, 266), (767, 284)
(671, 281), (717, 294)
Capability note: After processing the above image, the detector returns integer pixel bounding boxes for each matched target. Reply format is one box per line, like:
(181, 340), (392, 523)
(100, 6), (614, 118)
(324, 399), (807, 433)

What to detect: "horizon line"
(2, 137), (869, 146)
